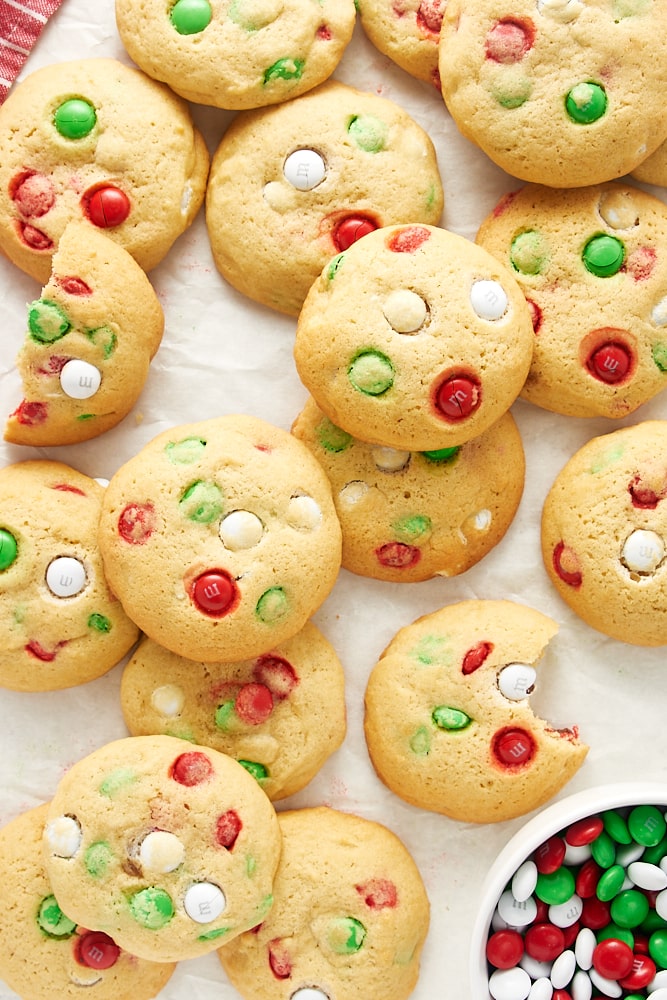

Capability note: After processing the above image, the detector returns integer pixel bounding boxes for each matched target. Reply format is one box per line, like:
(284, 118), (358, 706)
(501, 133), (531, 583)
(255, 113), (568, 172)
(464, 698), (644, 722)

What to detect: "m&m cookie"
(0, 804), (176, 999)
(43, 735), (282, 962)
(120, 621), (346, 801)
(541, 420), (667, 646)
(476, 183), (667, 419)
(293, 223), (534, 451)
(115, 0), (356, 110)
(291, 396), (525, 583)
(0, 58), (209, 283)
(97, 415), (342, 663)
(205, 80), (444, 316)
(5, 222), (164, 446)
(0, 460), (139, 692)
(438, 0), (667, 188)
(357, 0), (446, 88)
(364, 600), (588, 823)
(218, 806), (430, 1000)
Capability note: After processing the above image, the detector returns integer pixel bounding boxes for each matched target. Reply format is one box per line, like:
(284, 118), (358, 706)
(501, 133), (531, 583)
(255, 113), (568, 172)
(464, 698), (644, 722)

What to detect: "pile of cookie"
(1, 1), (667, 999)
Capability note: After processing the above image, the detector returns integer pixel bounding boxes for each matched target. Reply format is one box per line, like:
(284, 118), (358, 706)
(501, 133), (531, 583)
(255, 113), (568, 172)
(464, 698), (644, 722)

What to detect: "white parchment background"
(2, 3), (667, 998)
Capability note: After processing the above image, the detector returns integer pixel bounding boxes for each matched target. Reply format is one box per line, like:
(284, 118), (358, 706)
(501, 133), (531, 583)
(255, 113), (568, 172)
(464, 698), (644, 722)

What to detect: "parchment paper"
(2, 4), (667, 998)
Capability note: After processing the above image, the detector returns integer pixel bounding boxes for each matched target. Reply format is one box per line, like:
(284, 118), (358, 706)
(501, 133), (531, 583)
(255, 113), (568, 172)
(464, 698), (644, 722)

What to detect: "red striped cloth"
(0, 0), (66, 104)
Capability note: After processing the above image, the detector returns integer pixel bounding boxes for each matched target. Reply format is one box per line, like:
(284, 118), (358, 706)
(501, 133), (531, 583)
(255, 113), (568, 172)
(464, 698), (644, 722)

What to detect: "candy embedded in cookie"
(293, 224), (533, 451)
(218, 807), (430, 1000)
(97, 415), (342, 662)
(357, 0), (447, 88)
(0, 58), (209, 282)
(364, 600), (588, 823)
(120, 621), (346, 801)
(43, 735), (282, 963)
(438, 0), (667, 187)
(291, 396), (525, 582)
(115, 0), (356, 110)
(0, 804), (176, 1000)
(541, 420), (667, 646)
(205, 80), (444, 315)
(5, 223), (164, 446)
(0, 460), (139, 692)
(477, 183), (667, 419)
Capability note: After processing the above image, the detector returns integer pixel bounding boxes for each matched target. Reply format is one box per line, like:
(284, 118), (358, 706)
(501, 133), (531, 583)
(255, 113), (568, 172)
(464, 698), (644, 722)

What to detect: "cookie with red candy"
(357, 0), (446, 88)
(364, 599), (588, 823)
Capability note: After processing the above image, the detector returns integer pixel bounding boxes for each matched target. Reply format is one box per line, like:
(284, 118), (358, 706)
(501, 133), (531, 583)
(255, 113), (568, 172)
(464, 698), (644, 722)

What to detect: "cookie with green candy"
(0, 459), (139, 692)
(218, 806), (430, 1000)
(0, 804), (176, 999)
(5, 222), (164, 446)
(206, 80), (444, 315)
(115, 0), (356, 110)
(43, 735), (282, 962)
(439, 0), (667, 187)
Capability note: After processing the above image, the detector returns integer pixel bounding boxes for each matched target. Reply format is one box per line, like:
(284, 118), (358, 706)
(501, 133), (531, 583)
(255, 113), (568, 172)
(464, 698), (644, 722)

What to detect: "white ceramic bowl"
(470, 782), (667, 998)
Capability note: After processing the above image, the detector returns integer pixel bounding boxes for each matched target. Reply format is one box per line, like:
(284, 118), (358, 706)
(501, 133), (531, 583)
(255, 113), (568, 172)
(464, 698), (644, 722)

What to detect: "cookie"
(541, 420), (667, 647)
(115, 0), (356, 110)
(364, 600), (588, 823)
(291, 396), (525, 582)
(0, 58), (209, 283)
(5, 222), (164, 446)
(357, 0), (446, 88)
(438, 0), (667, 188)
(218, 806), (430, 1000)
(0, 804), (176, 999)
(97, 415), (342, 663)
(476, 183), (667, 419)
(120, 621), (346, 801)
(0, 460), (139, 692)
(43, 735), (282, 963)
(293, 223), (534, 451)
(631, 139), (667, 188)
(205, 80), (444, 316)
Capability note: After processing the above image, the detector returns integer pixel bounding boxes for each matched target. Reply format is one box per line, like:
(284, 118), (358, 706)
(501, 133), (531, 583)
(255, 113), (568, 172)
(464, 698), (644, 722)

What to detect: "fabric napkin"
(0, 0), (66, 104)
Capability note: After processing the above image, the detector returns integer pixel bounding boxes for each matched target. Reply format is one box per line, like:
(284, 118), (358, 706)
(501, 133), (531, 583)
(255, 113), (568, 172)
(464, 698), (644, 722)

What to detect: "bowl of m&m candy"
(471, 783), (667, 1000)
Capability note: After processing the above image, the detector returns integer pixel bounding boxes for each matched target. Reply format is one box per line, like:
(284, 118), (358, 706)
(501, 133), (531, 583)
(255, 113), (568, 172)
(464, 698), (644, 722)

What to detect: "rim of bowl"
(469, 781), (667, 995)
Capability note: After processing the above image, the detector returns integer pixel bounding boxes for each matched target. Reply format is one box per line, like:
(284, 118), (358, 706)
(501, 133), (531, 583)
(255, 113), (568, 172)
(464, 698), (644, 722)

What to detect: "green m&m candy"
(53, 98), (96, 139)
(170, 0), (212, 34)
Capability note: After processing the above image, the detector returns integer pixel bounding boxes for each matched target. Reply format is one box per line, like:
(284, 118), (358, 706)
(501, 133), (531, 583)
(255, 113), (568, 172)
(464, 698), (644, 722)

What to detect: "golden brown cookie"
(0, 58), (209, 282)
(476, 183), (667, 419)
(357, 0), (446, 88)
(5, 222), (164, 445)
(541, 420), (667, 646)
(293, 223), (534, 451)
(120, 622), (346, 801)
(0, 804), (176, 1000)
(291, 396), (525, 582)
(364, 600), (588, 823)
(0, 460), (139, 692)
(205, 81), (444, 315)
(218, 806), (430, 1000)
(43, 735), (282, 962)
(115, 0), (356, 110)
(97, 415), (342, 662)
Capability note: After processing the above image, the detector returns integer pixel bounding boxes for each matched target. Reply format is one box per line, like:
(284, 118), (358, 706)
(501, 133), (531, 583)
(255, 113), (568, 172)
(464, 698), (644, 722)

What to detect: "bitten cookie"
(0, 58), (209, 283)
(120, 621), (346, 801)
(293, 223), (534, 451)
(218, 806), (430, 1000)
(0, 460), (139, 692)
(5, 222), (164, 446)
(476, 183), (667, 419)
(438, 0), (667, 188)
(115, 0), (356, 110)
(541, 420), (667, 646)
(98, 415), (342, 663)
(291, 396), (525, 582)
(205, 80), (444, 315)
(0, 804), (176, 1000)
(364, 600), (588, 823)
(43, 735), (282, 963)
(357, 0), (446, 88)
